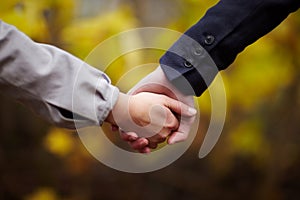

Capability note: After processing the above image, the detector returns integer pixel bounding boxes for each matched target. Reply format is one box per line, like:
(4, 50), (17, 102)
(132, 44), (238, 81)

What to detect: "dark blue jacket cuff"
(160, 0), (300, 96)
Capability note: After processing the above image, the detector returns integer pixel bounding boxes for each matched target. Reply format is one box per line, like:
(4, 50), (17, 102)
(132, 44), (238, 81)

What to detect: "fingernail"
(188, 107), (197, 115)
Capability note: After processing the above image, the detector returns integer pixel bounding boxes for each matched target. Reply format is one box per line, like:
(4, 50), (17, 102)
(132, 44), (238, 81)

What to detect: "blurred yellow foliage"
(25, 187), (59, 200)
(44, 128), (75, 157)
(225, 35), (293, 111)
(0, 1), (300, 199)
(229, 120), (268, 157)
(62, 6), (137, 59)
(0, 0), (74, 41)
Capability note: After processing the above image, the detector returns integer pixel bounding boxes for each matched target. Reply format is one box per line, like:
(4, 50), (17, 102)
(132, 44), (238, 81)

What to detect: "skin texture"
(105, 90), (196, 153)
(119, 67), (196, 153)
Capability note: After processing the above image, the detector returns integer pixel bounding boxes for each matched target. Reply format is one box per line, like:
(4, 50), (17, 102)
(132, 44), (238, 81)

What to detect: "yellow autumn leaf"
(44, 128), (75, 157)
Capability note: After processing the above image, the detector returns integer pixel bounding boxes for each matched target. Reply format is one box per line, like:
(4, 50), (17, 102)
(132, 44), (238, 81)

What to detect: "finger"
(168, 131), (187, 144)
(164, 108), (179, 130)
(167, 116), (196, 144)
(119, 131), (138, 142)
(138, 147), (151, 154)
(148, 136), (167, 144)
(147, 141), (158, 149)
(164, 96), (197, 117)
(147, 128), (171, 149)
(148, 126), (172, 143)
(129, 138), (149, 150)
(147, 131), (169, 144)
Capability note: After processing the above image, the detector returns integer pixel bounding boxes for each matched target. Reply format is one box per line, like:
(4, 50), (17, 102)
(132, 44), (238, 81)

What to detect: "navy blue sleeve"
(160, 0), (300, 96)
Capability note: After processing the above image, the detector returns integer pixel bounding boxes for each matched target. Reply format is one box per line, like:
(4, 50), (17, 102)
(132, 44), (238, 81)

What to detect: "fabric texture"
(0, 21), (119, 129)
(160, 0), (300, 96)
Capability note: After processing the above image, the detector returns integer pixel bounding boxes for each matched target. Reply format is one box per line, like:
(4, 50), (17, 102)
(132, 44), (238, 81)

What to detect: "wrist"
(105, 92), (129, 126)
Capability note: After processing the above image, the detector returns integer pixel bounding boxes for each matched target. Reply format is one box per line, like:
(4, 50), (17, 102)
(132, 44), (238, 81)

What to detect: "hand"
(120, 66), (196, 153)
(105, 92), (195, 142)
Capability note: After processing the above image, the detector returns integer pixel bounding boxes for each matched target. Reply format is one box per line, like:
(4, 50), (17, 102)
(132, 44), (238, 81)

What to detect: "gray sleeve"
(0, 20), (119, 129)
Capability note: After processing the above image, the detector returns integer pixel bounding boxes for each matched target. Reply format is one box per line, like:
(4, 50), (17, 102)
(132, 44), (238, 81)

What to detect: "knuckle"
(159, 95), (168, 104)
(165, 118), (178, 129)
(174, 101), (180, 110)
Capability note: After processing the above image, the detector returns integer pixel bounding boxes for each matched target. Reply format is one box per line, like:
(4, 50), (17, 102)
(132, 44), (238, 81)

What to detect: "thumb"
(164, 96), (197, 117)
(167, 131), (187, 145)
(167, 116), (195, 144)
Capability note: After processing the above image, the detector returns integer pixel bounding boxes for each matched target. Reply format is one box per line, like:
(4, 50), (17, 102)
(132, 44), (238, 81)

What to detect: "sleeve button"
(184, 60), (193, 68)
(204, 35), (215, 45)
(194, 47), (204, 56)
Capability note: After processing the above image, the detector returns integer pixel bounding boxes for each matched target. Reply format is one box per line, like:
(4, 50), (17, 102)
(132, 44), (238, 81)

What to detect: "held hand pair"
(106, 67), (196, 153)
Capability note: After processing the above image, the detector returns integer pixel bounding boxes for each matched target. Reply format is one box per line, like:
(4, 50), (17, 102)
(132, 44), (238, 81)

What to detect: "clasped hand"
(105, 67), (196, 153)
